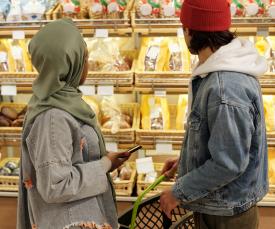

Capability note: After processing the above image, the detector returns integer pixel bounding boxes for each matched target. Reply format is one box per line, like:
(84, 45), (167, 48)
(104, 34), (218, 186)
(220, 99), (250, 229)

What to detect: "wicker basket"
(136, 105), (185, 150)
(0, 103), (26, 145)
(113, 162), (136, 196)
(101, 103), (139, 148)
(137, 163), (175, 197)
(0, 157), (20, 192)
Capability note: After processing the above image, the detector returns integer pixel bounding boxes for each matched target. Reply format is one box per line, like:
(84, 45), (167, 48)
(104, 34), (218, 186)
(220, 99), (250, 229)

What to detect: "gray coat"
(17, 108), (118, 229)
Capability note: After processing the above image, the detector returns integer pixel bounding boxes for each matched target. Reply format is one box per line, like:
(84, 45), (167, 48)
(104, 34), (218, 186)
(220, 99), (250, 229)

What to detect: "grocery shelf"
(0, 19), (132, 38)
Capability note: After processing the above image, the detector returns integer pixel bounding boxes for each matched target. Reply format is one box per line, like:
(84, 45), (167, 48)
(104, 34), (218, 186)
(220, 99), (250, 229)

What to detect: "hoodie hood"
(192, 38), (268, 78)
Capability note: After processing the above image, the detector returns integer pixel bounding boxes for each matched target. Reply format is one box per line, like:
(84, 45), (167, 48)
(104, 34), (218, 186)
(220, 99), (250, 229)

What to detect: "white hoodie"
(187, 38), (268, 116)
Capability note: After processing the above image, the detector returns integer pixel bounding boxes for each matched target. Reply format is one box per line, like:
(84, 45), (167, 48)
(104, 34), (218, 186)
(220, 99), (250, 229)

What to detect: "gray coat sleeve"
(26, 110), (110, 204)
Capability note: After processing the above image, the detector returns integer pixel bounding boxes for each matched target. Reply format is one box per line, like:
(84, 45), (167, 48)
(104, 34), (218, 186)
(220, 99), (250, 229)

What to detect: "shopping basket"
(118, 175), (195, 229)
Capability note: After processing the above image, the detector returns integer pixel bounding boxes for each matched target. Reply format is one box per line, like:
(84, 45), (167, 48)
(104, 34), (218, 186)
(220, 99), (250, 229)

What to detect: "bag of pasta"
(137, 38), (168, 71)
(88, 0), (106, 19)
(176, 94), (188, 130)
(136, 0), (160, 18)
(141, 95), (170, 130)
(106, 0), (127, 19)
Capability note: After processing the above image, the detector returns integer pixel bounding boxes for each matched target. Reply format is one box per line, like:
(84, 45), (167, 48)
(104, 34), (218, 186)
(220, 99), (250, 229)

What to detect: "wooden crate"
(136, 105), (185, 150)
(137, 163), (175, 197)
(101, 103), (139, 147)
(0, 157), (20, 192)
(113, 162), (136, 196)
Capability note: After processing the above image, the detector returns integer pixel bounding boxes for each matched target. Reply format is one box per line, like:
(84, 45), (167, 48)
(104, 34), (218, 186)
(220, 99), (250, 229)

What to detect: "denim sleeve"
(172, 103), (254, 202)
(26, 110), (110, 204)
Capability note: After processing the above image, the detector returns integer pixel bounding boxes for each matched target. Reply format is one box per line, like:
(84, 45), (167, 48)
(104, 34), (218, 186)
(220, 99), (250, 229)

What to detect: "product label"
(107, 2), (119, 13)
(63, 3), (75, 13)
(91, 3), (103, 13)
(0, 52), (8, 63)
(12, 31), (25, 40)
(136, 157), (154, 174)
(140, 3), (153, 16)
(246, 3), (259, 16)
(97, 85), (114, 95)
(11, 46), (22, 60)
(269, 5), (275, 18)
(147, 46), (160, 59)
(79, 85), (96, 95)
(95, 29), (109, 38)
(1, 85), (17, 96)
(156, 142), (173, 154)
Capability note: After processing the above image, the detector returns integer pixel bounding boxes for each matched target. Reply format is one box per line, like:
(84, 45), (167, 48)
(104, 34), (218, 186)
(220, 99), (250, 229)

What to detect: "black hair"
(188, 30), (236, 54)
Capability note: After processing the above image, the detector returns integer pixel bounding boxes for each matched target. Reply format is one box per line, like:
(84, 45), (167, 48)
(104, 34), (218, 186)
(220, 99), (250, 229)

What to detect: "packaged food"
(160, 0), (183, 18)
(60, 0), (81, 18)
(244, 0), (265, 17)
(255, 37), (270, 57)
(82, 96), (100, 118)
(267, 37), (275, 72)
(176, 94), (188, 130)
(269, 148), (275, 184)
(88, 0), (106, 19)
(268, 0), (275, 18)
(87, 38), (131, 71)
(137, 38), (168, 71)
(6, 0), (22, 21)
(0, 40), (11, 72)
(0, 0), (11, 21)
(141, 95), (170, 130)
(8, 39), (32, 72)
(106, 0), (127, 19)
(21, 0), (46, 21)
(100, 97), (132, 133)
(263, 95), (275, 132)
(136, 0), (161, 18)
(230, 0), (245, 17)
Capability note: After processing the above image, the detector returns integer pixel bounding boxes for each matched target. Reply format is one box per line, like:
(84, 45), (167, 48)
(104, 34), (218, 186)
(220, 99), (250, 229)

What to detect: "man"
(160, 0), (268, 228)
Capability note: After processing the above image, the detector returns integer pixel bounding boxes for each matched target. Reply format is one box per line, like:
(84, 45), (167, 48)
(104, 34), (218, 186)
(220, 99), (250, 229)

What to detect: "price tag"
(79, 85), (95, 95)
(136, 157), (155, 174)
(106, 142), (118, 152)
(1, 85), (17, 96)
(97, 85), (114, 96)
(154, 90), (166, 97)
(95, 29), (109, 38)
(156, 143), (173, 154)
(177, 28), (184, 38)
(257, 27), (269, 37)
(12, 31), (25, 40)
(11, 47), (22, 60)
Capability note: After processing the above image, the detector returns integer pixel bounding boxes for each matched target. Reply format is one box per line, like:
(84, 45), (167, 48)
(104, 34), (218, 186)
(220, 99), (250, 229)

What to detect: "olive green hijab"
(25, 19), (107, 157)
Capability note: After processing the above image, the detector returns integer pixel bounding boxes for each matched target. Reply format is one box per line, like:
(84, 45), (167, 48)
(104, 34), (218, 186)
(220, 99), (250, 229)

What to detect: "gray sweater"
(17, 108), (118, 229)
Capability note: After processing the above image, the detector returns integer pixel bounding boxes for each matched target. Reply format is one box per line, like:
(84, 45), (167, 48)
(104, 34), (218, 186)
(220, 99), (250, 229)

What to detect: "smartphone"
(118, 145), (142, 158)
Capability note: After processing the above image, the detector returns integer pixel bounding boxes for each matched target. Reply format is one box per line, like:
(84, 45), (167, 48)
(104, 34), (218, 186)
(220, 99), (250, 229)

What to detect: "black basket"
(118, 194), (195, 229)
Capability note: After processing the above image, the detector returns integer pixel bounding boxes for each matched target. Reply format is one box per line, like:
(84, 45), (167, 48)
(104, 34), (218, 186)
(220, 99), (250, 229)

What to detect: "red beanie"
(180, 0), (231, 31)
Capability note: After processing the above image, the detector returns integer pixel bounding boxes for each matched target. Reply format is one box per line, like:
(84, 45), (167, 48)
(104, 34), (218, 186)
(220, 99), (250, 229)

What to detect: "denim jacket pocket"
(188, 110), (201, 131)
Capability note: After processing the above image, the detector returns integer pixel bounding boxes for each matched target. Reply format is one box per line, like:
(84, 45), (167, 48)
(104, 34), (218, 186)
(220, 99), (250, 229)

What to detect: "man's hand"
(106, 151), (130, 172)
(161, 158), (179, 179)
(160, 189), (180, 219)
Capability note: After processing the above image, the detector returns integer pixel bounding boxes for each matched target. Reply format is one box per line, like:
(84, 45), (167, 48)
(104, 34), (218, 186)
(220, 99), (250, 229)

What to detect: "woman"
(17, 19), (129, 229)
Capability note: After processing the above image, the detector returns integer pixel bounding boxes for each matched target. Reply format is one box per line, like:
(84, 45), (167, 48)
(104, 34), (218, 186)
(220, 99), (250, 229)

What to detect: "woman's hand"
(106, 151), (131, 172)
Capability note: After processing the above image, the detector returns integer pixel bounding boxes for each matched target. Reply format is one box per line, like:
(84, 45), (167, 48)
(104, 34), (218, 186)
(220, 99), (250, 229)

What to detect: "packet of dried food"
(244, 0), (265, 17)
(136, 0), (161, 18)
(0, 0), (11, 22)
(60, 0), (81, 18)
(141, 95), (170, 130)
(138, 38), (168, 71)
(87, 38), (130, 71)
(6, 0), (22, 22)
(160, 0), (183, 18)
(166, 42), (183, 71)
(89, 0), (106, 19)
(21, 0), (46, 21)
(230, 0), (245, 17)
(106, 0), (127, 19)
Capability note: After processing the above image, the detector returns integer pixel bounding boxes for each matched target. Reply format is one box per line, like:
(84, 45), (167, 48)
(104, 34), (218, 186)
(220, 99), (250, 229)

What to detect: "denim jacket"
(172, 71), (268, 216)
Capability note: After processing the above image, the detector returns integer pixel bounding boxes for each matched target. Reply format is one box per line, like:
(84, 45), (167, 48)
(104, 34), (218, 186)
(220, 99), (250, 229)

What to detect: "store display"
(140, 95), (170, 130)
(0, 158), (20, 176)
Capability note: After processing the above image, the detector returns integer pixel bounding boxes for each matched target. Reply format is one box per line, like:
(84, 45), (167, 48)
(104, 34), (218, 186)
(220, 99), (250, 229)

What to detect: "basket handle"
(130, 175), (166, 229)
